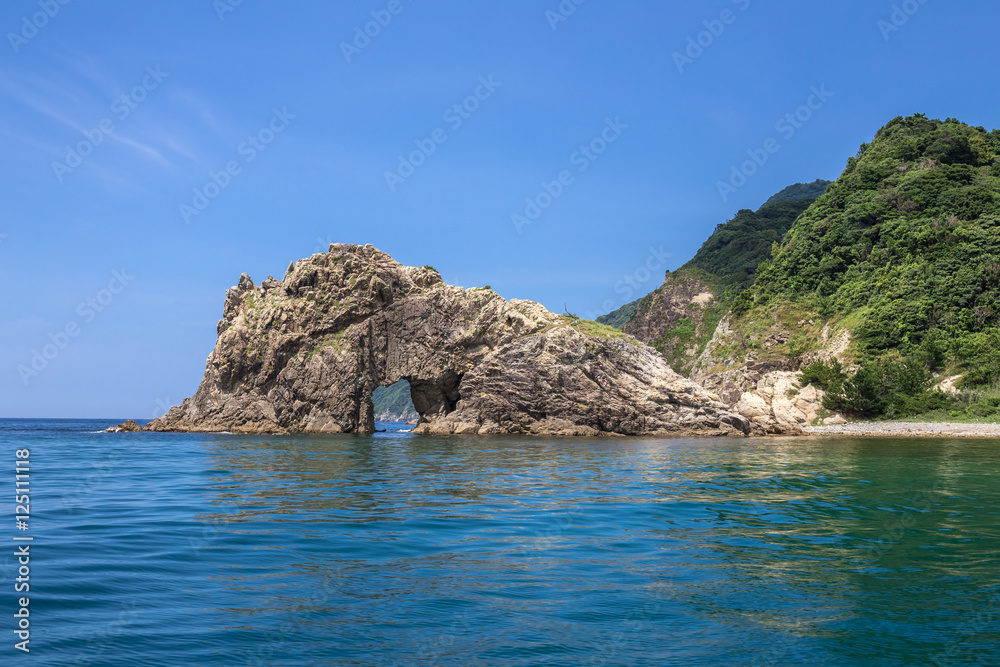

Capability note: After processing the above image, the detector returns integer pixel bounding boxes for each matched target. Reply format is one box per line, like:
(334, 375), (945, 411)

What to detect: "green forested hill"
(683, 195), (823, 292)
(596, 300), (639, 329)
(596, 182), (829, 331)
(745, 115), (1000, 384)
(763, 179), (831, 206)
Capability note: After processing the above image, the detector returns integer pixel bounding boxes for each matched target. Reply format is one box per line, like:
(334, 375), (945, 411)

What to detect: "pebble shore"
(804, 422), (1000, 437)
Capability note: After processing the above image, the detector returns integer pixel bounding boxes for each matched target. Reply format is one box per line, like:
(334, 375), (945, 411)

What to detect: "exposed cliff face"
(623, 271), (722, 377)
(689, 317), (850, 431)
(734, 374), (846, 430)
(147, 244), (756, 437)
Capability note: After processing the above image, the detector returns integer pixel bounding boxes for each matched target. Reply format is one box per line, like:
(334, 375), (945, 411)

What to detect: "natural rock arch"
(148, 244), (756, 437)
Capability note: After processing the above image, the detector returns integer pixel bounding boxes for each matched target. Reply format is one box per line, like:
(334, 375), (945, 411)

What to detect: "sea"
(1, 418), (998, 666)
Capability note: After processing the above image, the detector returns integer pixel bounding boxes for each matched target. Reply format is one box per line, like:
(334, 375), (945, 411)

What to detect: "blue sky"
(2, 0), (998, 418)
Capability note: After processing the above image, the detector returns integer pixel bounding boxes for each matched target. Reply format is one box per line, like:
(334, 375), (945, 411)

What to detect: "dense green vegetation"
(798, 358), (847, 391)
(763, 179), (831, 206)
(751, 115), (1000, 396)
(799, 356), (1000, 422)
(802, 357), (948, 419)
(593, 115), (1000, 422)
(683, 196), (819, 292)
(902, 384), (1000, 422)
(596, 300), (639, 328)
(373, 380), (417, 420)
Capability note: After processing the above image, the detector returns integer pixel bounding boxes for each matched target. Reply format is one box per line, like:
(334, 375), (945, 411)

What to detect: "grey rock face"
(147, 244), (757, 437)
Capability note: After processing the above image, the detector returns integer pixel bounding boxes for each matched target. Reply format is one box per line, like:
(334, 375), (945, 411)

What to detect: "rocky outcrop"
(622, 271), (721, 376)
(624, 272), (714, 343)
(147, 244), (757, 437)
(733, 373), (844, 433)
(690, 317), (850, 432)
(934, 374), (963, 395)
(106, 420), (143, 433)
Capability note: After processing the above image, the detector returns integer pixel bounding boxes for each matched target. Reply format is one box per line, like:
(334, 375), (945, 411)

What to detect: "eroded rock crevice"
(408, 372), (462, 423)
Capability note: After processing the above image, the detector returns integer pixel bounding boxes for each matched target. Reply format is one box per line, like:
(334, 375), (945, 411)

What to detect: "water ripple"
(2, 420), (999, 666)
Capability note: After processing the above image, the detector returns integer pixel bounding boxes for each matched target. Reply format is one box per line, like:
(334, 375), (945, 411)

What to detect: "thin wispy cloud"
(0, 124), (61, 156)
(106, 132), (169, 166)
(0, 61), (187, 177)
(166, 88), (225, 136)
(157, 131), (199, 163)
(56, 50), (127, 99)
(0, 77), (86, 134)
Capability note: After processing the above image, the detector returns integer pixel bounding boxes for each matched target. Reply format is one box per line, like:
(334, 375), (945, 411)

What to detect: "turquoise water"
(2, 419), (999, 666)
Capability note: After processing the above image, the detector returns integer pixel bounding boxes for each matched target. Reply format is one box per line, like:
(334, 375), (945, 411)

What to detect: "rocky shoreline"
(804, 422), (1000, 438)
(109, 418), (1000, 438)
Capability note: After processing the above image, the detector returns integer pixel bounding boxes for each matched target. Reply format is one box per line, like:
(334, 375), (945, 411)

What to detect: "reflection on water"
(7, 419), (1000, 666)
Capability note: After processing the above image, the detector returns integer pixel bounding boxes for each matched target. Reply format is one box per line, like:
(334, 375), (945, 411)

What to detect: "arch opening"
(372, 379), (419, 423)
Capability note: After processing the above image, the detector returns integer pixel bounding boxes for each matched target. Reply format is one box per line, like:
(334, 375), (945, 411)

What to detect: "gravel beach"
(804, 422), (1000, 437)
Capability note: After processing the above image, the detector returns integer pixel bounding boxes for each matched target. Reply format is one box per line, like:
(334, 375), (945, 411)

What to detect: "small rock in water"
(106, 420), (143, 433)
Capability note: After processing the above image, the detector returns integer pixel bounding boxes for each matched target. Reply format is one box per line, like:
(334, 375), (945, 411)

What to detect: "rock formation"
(146, 244), (757, 437)
(689, 318), (849, 432)
(623, 272), (720, 377)
(733, 373), (845, 430)
(105, 419), (143, 433)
